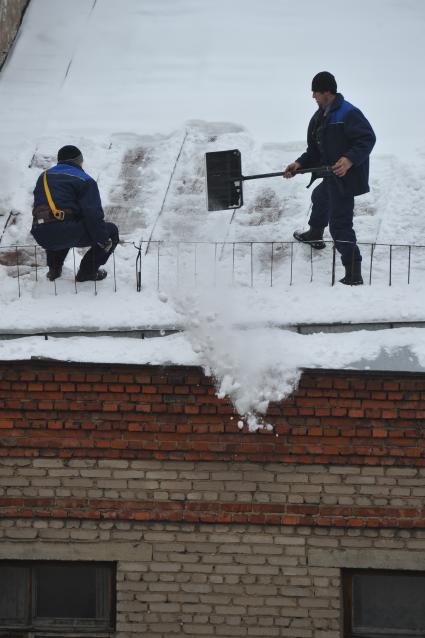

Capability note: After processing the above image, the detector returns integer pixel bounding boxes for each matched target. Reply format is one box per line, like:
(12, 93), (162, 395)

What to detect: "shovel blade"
(205, 149), (243, 211)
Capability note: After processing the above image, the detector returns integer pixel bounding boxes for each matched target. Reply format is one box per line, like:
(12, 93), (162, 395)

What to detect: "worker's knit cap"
(311, 72), (337, 94)
(57, 145), (83, 164)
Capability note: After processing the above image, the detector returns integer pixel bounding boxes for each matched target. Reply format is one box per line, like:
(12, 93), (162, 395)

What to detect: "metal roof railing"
(1, 239), (425, 299)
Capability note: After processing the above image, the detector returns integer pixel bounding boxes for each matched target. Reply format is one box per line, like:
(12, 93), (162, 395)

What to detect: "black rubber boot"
(293, 227), (326, 250)
(340, 261), (363, 286)
(46, 266), (62, 281)
(75, 268), (108, 282)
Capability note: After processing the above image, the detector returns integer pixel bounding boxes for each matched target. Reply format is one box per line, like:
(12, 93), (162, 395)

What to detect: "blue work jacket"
(297, 93), (376, 196)
(31, 161), (109, 250)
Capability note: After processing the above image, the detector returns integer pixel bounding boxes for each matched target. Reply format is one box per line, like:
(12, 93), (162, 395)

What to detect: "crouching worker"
(31, 145), (119, 282)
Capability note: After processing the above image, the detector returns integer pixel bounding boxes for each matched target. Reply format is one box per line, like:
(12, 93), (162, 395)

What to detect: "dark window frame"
(343, 568), (425, 638)
(0, 560), (116, 636)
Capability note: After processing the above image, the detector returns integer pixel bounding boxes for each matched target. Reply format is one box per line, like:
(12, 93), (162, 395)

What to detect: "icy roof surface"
(0, 0), (425, 426)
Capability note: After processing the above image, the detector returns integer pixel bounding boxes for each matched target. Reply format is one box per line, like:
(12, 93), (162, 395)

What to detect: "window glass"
(346, 570), (425, 637)
(35, 563), (97, 619)
(0, 563), (28, 624)
(0, 560), (114, 633)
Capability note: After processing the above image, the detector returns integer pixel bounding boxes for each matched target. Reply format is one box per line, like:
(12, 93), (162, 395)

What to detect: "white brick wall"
(2, 458), (425, 507)
(2, 519), (425, 636)
(2, 457), (425, 636)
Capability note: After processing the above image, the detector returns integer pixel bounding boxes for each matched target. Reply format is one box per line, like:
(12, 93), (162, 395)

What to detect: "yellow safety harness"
(43, 171), (65, 221)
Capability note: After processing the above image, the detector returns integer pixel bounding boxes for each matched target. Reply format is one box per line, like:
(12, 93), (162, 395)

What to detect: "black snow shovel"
(205, 149), (333, 211)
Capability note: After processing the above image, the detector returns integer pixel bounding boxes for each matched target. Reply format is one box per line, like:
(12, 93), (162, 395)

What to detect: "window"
(343, 569), (425, 638)
(0, 561), (115, 636)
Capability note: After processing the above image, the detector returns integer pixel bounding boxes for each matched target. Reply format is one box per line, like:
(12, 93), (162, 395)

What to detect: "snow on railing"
(1, 240), (425, 299)
(134, 240), (425, 291)
(0, 243), (118, 298)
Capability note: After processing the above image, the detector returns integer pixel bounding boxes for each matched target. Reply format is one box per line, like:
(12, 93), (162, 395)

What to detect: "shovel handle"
(242, 166), (333, 181)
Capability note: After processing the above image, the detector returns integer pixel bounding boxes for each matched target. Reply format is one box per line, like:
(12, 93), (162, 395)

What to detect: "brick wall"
(1, 361), (425, 466)
(0, 0), (29, 68)
(0, 458), (424, 529)
(2, 360), (425, 637)
(3, 518), (425, 638)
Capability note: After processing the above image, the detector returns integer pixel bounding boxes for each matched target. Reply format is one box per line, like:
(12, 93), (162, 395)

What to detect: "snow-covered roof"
(1, 0), (425, 425)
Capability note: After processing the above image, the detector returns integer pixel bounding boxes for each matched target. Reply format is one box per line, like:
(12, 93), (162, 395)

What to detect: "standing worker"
(284, 72), (376, 285)
(31, 145), (119, 282)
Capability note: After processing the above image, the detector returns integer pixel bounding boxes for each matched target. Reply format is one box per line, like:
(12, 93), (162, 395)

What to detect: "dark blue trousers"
(46, 222), (119, 274)
(309, 178), (361, 265)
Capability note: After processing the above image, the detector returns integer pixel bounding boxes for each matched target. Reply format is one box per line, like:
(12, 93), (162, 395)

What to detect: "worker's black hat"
(311, 72), (337, 94)
(57, 145), (83, 163)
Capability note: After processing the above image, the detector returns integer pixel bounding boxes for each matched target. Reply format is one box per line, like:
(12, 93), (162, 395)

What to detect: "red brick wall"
(1, 360), (425, 531)
(0, 360), (424, 466)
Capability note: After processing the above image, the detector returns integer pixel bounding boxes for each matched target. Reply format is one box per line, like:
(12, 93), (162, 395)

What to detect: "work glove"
(98, 239), (113, 253)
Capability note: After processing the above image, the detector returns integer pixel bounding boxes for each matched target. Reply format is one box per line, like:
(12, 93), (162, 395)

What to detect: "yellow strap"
(43, 171), (64, 221)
